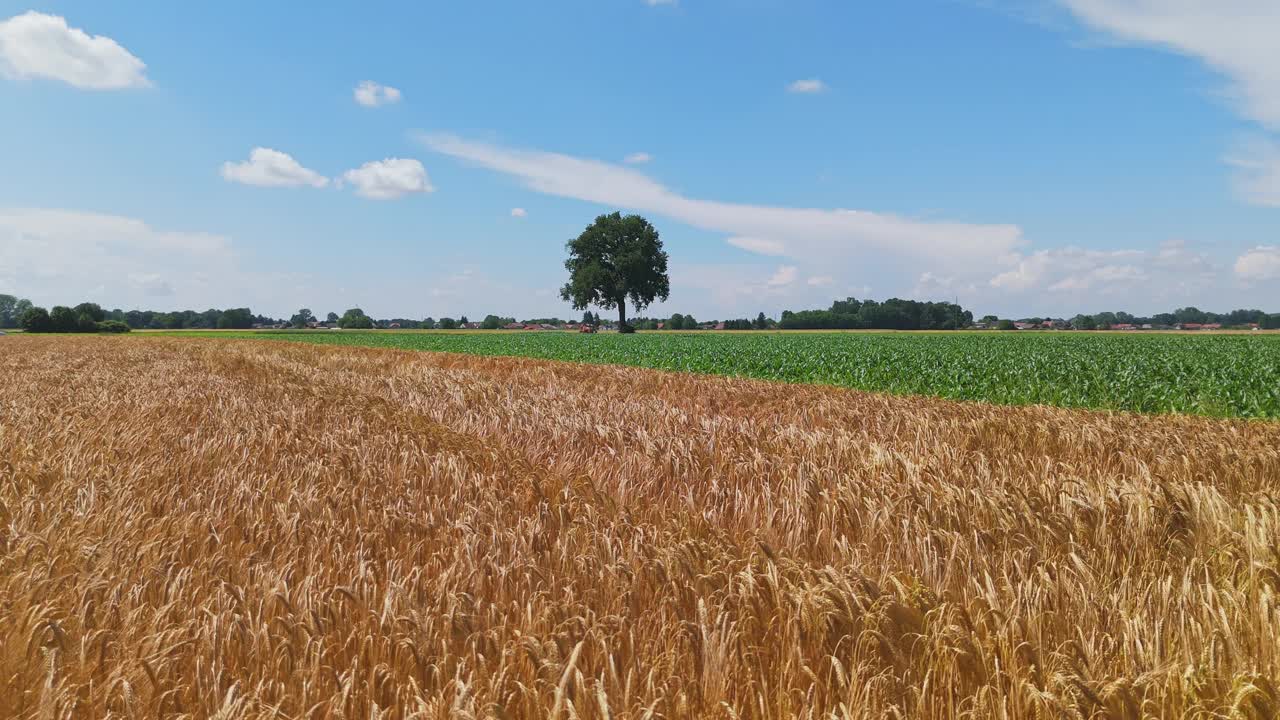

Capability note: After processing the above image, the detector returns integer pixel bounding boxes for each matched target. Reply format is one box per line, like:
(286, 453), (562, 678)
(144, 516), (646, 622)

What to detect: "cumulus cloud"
(221, 148), (329, 188)
(342, 158), (433, 199)
(510, 207), (527, 218)
(726, 236), (786, 256)
(1235, 245), (1280, 281)
(767, 265), (799, 287)
(787, 79), (827, 94)
(624, 152), (653, 164)
(0, 11), (149, 89)
(353, 80), (401, 107)
(990, 241), (1217, 302)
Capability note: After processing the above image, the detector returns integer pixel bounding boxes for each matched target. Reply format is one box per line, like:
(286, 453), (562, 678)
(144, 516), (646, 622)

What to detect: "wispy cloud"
(510, 207), (527, 218)
(416, 133), (1025, 269)
(0, 11), (149, 89)
(1059, 1), (1280, 206)
(787, 78), (827, 94)
(624, 152), (653, 164)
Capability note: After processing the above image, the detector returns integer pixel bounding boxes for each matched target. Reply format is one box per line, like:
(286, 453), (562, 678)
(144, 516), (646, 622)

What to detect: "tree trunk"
(617, 300), (627, 328)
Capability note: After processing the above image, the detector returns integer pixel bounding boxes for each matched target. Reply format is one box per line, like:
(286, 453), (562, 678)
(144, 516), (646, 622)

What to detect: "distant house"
(388, 322), (401, 329)
(656, 322), (665, 330)
(715, 322), (726, 330)
(524, 324), (542, 331)
(1112, 323), (1137, 331)
(462, 322), (481, 329)
(504, 322), (524, 330)
(1013, 322), (1036, 330)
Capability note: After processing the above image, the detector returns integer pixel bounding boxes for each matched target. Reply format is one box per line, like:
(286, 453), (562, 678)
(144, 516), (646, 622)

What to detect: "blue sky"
(1, 0), (1277, 320)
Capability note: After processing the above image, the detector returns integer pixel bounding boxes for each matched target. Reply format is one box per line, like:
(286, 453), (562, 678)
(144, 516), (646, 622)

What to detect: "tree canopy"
(560, 213), (669, 332)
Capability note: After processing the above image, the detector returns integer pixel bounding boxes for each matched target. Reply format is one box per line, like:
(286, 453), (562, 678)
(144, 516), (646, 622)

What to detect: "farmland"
(183, 330), (1280, 418)
(3, 335), (1279, 718)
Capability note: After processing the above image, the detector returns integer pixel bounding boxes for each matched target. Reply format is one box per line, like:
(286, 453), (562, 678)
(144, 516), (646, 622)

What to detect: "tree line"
(780, 298), (973, 330)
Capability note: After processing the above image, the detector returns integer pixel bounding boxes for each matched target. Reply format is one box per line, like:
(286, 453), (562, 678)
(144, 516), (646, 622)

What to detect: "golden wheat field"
(3, 336), (1280, 719)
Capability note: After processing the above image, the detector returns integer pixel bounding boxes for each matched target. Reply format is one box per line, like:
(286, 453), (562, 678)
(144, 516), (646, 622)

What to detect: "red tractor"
(579, 324), (597, 334)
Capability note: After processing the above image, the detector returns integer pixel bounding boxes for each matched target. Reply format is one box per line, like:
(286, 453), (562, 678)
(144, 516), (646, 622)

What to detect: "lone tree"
(560, 212), (669, 333)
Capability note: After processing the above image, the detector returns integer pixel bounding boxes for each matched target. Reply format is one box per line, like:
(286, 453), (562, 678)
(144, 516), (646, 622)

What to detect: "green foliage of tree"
(0, 294), (32, 328)
(560, 212), (670, 333)
(49, 306), (78, 332)
(1262, 314), (1280, 330)
(755, 312), (769, 330)
(76, 313), (98, 333)
(338, 308), (374, 329)
(98, 320), (131, 333)
(73, 303), (106, 323)
(217, 308), (254, 329)
(481, 314), (513, 330)
(681, 315), (698, 330)
(996, 319), (1016, 331)
(667, 313), (684, 330)
(780, 297), (973, 330)
(20, 306), (52, 333)
(326, 312), (340, 323)
(290, 308), (315, 329)
(439, 317), (458, 330)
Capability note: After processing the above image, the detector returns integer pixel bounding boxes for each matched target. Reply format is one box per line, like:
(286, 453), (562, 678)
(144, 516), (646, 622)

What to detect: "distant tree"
(72, 302), (106, 323)
(439, 317), (458, 330)
(20, 306), (52, 333)
(422, 317), (436, 329)
(561, 212), (670, 333)
(668, 312), (684, 330)
(290, 308), (315, 328)
(338, 308), (374, 329)
(980, 314), (999, 323)
(1262, 314), (1280, 330)
(459, 315), (469, 325)
(581, 310), (595, 325)
(681, 315), (698, 330)
(326, 312), (340, 323)
(0, 294), (21, 328)
(49, 306), (78, 332)
(98, 320), (131, 333)
(481, 314), (510, 330)
(755, 312), (769, 330)
(217, 308), (254, 329)
(76, 313), (98, 333)
(996, 319), (1016, 331)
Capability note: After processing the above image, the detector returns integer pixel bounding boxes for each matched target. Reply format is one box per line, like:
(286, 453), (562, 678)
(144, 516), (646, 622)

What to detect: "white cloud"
(342, 158), (433, 199)
(726, 236), (786, 256)
(807, 275), (834, 287)
(1061, 1), (1280, 130)
(1060, 1), (1280, 206)
(0, 11), (149, 89)
(787, 79), (827, 94)
(624, 152), (653, 164)
(0, 208), (253, 310)
(353, 80), (401, 108)
(1235, 245), (1280, 281)
(1226, 138), (1280, 207)
(991, 242), (1217, 301)
(767, 265), (799, 287)
(417, 133), (1025, 270)
(510, 207), (527, 218)
(221, 148), (329, 188)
